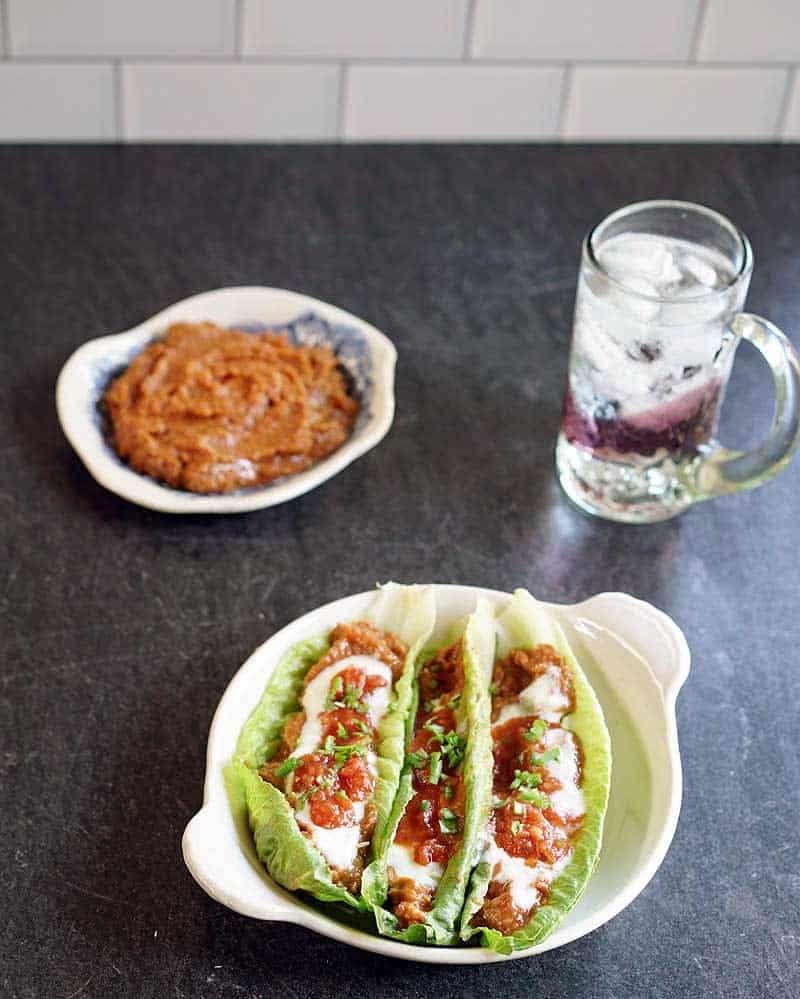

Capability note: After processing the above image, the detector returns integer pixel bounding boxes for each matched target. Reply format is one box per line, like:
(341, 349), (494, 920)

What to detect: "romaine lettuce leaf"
(234, 759), (360, 907)
(229, 583), (436, 912)
(236, 636), (330, 770)
(364, 597), (496, 945)
(460, 589), (612, 952)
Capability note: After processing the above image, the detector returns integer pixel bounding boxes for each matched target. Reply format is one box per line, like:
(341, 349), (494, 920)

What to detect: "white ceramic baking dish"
(182, 584), (689, 963)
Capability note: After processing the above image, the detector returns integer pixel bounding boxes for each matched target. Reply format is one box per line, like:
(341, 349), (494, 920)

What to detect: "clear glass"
(556, 200), (800, 523)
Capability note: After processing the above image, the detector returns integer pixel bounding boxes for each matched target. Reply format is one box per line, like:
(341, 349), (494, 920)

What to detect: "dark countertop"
(2, 144), (799, 999)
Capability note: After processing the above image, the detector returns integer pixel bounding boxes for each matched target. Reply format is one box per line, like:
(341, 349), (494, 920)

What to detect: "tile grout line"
(462, 0), (478, 61)
(337, 63), (349, 141)
(0, 53), (797, 71)
(0, 0), (7, 58)
(234, 0), (245, 59)
(114, 61), (125, 142)
(775, 66), (797, 139)
(556, 63), (573, 138)
(688, 0), (710, 63)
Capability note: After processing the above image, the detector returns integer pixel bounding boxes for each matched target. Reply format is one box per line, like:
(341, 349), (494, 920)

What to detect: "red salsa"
(393, 642), (467, 868)
(489, 716), (576, 862)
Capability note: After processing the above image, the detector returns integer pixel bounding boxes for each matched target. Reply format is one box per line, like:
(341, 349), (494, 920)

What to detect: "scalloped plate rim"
(55, 286), (397, 513)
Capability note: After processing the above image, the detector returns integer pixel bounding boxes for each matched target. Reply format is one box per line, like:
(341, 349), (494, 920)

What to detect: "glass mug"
(556, 200), (800, 524)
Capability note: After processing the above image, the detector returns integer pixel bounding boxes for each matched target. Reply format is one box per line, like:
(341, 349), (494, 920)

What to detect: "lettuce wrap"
(229, 583), (436, 911)
(362, 597), (496, 944)
(460, 589), (612, 952)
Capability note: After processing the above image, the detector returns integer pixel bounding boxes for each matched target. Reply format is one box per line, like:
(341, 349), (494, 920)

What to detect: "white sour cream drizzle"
(289, 655), (393, 870)
(482, 727), (585, 914)
(483, 839), (572, 911)
(541, 727), (584, 819)
(494, 662), (572, 726)
(386, 843), (443, 890)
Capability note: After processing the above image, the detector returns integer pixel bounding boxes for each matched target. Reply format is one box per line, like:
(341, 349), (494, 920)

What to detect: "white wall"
(1, 0), (799, 142)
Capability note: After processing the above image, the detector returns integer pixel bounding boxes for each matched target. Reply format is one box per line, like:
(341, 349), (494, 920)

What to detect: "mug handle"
(687, 313), (800, 500)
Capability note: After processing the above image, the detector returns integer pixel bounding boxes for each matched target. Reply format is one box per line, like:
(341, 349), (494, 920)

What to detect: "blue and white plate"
(56, 287), (396, 513)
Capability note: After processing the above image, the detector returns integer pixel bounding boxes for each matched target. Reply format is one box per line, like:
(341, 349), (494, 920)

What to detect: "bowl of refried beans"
(56, 287), (396, 513)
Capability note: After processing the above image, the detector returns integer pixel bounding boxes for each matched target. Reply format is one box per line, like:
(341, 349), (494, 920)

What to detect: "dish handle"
(568, 592), (691, 705)
(182, 800), (299, 922)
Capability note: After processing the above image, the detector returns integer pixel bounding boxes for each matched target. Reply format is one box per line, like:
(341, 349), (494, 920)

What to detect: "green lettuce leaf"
(229, 583), (436, 912)
(236, 636), (330, 770)
(234, 760), (359, 906)
(365, 597), (496, 945)
(364, 583), (438, 877)
(460, 589), (612, 953)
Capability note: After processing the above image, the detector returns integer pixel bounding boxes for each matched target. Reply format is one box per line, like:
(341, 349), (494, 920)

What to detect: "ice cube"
(598, 234), (681, 291)
(612, 275), (661, 320)
(680, 251), (720, 289)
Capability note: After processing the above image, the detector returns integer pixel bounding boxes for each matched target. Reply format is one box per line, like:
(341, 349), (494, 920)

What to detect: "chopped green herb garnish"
(513, 800), (525, 816)
(324, 675), (344, 709)
(336, 789), (348, 802)
(510, 820), (524, 836)
(421, 720), (466, 769)
(428, 751), (442, 785)
(440, 730), (466, 769)
(407, 748), (428, 769)
(518, 789), (551, 809)
(439, 808), (459, 835)
(337, 722), (348, 739)
(449, 693), (461, 708)
(531, 748), (561, 766)
(420, 798), (432, 815)
(509, 769), (543, 791)
(315, 773), (335, 790)
(354, 719), (371, 735)
(524, 719), (548, 742)
(444, 783), (454, 800)
(341, 683), (368, 712)
(275, 756), (301, 778)
(488, 682), (498, 696)
(333, 742), (367, 765)
(322, 735), (336, 755)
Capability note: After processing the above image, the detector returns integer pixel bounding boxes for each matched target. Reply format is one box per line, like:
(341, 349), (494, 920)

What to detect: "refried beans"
(103, 321), (360, 493)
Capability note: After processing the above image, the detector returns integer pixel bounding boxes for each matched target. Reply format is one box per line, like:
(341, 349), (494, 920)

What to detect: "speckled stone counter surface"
(2, 145), (799, 999)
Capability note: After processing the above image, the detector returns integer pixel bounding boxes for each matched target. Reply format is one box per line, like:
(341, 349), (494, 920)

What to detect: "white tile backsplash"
(7, 0), (235, 57)
(241, 0), (469, 59)
(563, 66), (788, 140)
(698, 0), (800, 63)
(123, 63), (340, 141)
(345, 65), (563, 141)
(472, 0), (701, 62)
(0, 63), (115, 140)
(0, 1), (798, 141)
